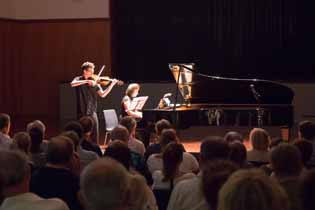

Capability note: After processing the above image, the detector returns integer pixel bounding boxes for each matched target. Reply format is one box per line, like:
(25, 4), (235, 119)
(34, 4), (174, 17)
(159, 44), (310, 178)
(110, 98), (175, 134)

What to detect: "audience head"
(200, 136), (230, 168)
(120, 116), (137, 137)
(110, 125), (129, 143)
(80, 158), (129, 210)
(249, 128), (270, 151)
(104, 140), (131, 170)
(28, 127), (43, 153)
(162, 142), (184, 181)
(298, 121), (315, 141)
(202, 160), (238, 210)
(11, 132), (31, 155)
(159, 129), (178, 151)
(64, 121), (84, 140)
(0, 150), (30, 196)
(61, 131), (80, 152)
(79, 116), (94, 136)
(26, 120), (46, 138)
(127, 174), (152, 210)
(155, 119), (172, 136)
(224, 131), (243, 143)
(228, 142), (247, 167)
(270, 143), (303, 179)
(301, 170), (315, 210)
(0, 113), (10, 135)
(293, 139), (313, 166)
(126, 83), (140, 98)
(46, 136), (74, 167)
(218, 169), (288, 210)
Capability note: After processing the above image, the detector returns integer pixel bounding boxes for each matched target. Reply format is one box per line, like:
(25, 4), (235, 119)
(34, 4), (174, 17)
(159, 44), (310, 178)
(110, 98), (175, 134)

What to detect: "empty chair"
(103, 109), (119, 145)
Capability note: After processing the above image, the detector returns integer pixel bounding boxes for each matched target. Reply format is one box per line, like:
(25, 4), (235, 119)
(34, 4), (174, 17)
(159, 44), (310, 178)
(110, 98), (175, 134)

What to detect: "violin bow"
(95, 65), (106, 82)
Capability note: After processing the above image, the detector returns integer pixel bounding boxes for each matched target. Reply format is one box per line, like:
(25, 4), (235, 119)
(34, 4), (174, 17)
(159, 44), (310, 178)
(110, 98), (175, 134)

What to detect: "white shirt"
(0, 192), (69, 210)
(167, 174), (209, 210)
(147, 152), (199, 174)
(128, 137), (146, 156)
(152, 170), (195, 190)
(78, 146), (98, 169)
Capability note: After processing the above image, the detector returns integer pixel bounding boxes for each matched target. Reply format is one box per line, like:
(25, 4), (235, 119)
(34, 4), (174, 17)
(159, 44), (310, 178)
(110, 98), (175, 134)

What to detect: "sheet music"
(129, 96), (148, 111)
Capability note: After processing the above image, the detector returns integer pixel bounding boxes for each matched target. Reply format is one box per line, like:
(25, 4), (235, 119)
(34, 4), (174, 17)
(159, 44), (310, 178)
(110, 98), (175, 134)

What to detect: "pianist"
(121, 83), (143, 119)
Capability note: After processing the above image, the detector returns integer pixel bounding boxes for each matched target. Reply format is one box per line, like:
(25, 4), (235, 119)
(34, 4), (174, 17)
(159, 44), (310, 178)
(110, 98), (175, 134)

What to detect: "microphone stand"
(251, 85), (263, 128)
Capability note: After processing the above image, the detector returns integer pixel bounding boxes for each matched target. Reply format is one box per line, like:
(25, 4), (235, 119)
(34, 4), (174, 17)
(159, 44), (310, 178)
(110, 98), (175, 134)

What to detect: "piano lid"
(169, 64), (294, 105)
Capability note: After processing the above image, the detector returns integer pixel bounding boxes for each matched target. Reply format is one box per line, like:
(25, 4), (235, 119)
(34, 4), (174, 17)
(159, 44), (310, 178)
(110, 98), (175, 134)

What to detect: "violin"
(90, 74), (124, 86)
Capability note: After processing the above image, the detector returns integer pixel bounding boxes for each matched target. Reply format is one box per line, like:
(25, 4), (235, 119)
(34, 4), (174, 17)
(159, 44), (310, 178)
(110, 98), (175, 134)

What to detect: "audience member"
(26, 120), (49, 152)
(152, 142), (195, 190)
(64, 121), (98, 169)
(224, 131), (243, 143)
(145, 119), (172, 161)
(247, 128), (270, 164)
(0, 113), (12, 149)
(218, 169), (288, 210)
(301, 170), (315, 210)
(0, 149), (69, 210)
(28, 127), (46, 168)
(79, 116), (102, 157)
(120, 116), (145, 156)
(270, 144), (303, 210)
(30, 136), (81, 210)
(202, 160), (238, 210)
(228, 141), (249, 168)
(147, 129), (199, 174)
(167, 136), (230, 210)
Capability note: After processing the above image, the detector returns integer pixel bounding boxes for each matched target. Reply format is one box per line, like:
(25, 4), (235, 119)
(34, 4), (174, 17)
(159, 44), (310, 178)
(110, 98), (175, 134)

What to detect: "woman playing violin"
(70, 61), (118, 144)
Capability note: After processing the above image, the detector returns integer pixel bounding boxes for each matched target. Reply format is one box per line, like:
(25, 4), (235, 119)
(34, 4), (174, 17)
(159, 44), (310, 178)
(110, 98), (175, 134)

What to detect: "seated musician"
(121, 83), (143, 119)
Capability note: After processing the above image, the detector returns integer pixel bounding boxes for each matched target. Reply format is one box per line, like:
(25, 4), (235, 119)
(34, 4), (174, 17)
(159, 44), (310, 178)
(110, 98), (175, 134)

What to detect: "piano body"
(142, 64), (294, 129)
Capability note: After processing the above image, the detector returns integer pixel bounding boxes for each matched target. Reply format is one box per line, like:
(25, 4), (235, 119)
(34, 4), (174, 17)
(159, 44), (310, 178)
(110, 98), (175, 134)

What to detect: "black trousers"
(90, 112), (99, 144)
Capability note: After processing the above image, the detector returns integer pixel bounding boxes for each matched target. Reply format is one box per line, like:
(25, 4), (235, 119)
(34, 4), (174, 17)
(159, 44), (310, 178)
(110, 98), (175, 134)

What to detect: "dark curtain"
(112, 0), (314, 82)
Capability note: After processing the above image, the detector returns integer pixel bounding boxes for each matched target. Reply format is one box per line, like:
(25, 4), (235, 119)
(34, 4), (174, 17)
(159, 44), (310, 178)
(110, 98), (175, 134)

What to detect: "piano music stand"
(169, 63), (196, 128)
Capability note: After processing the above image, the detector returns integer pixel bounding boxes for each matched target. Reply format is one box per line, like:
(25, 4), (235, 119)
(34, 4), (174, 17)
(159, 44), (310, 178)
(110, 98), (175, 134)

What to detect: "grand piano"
(142, 64), (294, 129)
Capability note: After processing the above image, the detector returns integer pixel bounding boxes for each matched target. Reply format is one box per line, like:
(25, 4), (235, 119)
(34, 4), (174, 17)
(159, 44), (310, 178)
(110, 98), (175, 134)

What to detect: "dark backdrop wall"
(112, 0), (315, 82)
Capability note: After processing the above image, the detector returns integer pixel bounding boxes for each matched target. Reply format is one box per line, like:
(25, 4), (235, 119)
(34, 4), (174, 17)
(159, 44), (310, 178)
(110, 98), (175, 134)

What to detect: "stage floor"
(11, 117), (289, 154)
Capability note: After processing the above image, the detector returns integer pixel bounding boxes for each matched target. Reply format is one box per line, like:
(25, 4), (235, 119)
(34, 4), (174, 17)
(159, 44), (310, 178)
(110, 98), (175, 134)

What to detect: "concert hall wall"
(0, 18), (111, 119)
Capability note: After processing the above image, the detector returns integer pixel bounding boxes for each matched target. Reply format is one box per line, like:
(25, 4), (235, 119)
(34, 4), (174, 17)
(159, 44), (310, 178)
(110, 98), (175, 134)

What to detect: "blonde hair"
(125, 83), (140, 97)
(218, 169), (288, 210)
(250, 128), (270, 151)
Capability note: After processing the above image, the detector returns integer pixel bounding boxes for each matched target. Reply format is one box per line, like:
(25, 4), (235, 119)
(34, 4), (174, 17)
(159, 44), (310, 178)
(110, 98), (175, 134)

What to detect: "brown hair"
(162, 142), (184, 181)
(110, 125), (129, 143)
(202, 160), (238, 210)
(79, 116), (94, 134)
(12, 132), (31, 154)
(159, 129), (178, 151)
(81, 61), (95, 71)
(155, 119), (172, 136)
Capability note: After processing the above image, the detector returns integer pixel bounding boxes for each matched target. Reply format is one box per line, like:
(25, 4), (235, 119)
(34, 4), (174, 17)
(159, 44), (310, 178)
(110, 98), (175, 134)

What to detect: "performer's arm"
(70, 77), (95, 87)
(97, 79), (118, 98)
(123, 99), (143, 118)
